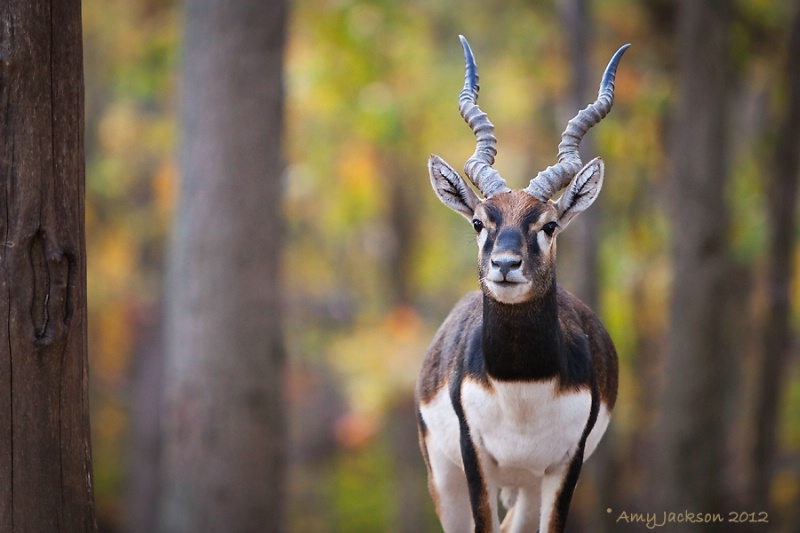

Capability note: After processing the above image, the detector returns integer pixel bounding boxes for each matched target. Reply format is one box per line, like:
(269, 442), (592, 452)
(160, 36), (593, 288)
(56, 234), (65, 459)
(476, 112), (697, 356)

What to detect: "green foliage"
(330, 443), (397, 532)
(83, 0), (179, 524)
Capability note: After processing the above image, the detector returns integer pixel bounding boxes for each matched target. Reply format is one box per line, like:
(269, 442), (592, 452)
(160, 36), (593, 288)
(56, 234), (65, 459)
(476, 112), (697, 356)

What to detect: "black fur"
(449, 357), (491, 532)
(481, 283), (593, 387)
(550, 374), (600, 531)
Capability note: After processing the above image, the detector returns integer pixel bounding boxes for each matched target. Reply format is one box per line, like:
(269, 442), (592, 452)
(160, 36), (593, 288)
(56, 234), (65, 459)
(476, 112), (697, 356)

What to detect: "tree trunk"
(158, 0), (289, 531)
(558, 2), (617, 531)
(656, 0), (736, 520)
(751, 4), (800, 513)
(559, 0), (599, 310)
(0, 1), (97, 531)
(385, 158), (419, 308)
(125, 306), (164, 533)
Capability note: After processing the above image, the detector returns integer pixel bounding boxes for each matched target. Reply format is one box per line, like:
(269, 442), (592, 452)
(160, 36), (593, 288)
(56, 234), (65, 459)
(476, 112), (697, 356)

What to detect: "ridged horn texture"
(525, 43), (630, 201)
(458, 35), (511, 198)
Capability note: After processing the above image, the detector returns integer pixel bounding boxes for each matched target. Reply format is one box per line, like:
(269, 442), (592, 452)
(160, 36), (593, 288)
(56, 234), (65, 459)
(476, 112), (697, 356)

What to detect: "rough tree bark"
(656, 0), (736, 520)
(158, 0), (289, 532)
(751, 4), (800, 513)
(0, 0), (97, 531)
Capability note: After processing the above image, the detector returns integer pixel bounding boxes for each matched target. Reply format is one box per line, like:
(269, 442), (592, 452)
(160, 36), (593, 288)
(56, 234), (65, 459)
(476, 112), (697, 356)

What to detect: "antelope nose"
(491, 256), (522, 278)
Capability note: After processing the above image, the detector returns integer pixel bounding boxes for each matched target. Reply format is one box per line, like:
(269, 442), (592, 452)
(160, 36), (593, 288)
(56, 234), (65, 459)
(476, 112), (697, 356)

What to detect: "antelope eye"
(472, 219), (484, 233)
(542, 221), (558, 236)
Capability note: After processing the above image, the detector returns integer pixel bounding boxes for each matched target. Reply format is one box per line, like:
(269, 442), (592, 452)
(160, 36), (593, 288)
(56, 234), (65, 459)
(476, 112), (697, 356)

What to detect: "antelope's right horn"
(458, 36), (510, 199)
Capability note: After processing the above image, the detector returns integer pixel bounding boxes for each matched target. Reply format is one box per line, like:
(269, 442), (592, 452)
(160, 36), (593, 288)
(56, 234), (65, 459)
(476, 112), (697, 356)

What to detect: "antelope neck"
(481, 280), (564, 382)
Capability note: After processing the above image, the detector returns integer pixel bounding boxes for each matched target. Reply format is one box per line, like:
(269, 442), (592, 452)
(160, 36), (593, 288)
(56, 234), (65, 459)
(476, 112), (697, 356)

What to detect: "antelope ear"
(429, 155), (480, 220)
(553, 157), (604, 228)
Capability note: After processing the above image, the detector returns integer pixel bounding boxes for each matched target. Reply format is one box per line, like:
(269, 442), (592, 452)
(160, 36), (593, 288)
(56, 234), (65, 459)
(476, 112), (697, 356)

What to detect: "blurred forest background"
(79, 0), (800, 531)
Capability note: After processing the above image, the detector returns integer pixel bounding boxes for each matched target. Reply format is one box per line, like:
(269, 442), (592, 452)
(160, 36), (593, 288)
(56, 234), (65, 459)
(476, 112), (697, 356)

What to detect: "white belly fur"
(420, 378), (610, 486)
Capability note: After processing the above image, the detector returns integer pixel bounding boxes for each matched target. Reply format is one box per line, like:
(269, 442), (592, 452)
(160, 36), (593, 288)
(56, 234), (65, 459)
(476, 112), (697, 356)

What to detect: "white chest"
(462, 379), (600, 478)
(419, 378), (610, 485)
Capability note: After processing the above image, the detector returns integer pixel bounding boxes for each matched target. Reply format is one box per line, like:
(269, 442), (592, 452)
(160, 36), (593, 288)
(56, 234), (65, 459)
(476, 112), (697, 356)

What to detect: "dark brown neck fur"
(481, 279), (565, 382)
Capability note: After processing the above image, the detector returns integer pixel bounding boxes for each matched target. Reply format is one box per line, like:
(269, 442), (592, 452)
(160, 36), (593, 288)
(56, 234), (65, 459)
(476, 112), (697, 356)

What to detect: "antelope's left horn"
(525, 44), (630, 201)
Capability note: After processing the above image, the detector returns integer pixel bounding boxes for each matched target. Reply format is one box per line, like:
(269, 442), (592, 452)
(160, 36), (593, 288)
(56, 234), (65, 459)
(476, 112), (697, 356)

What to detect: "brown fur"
(417, 292), (483, 404)
(416, 287), (618, 408)
(554, 287), (619, 408)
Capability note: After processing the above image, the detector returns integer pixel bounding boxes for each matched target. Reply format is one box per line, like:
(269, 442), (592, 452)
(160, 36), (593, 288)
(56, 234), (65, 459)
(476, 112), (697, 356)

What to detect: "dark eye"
(542, 221), (558, 236)
(472, 219), (484, 233)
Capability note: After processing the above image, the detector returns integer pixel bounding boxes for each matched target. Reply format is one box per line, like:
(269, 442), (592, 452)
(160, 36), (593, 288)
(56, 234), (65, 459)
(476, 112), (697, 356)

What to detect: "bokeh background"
(81, 0), (800, 531)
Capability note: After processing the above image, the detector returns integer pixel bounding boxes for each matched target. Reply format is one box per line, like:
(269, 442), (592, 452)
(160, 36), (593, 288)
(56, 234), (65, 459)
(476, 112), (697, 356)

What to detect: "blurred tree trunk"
(384, 155), (419, 307)
(0, 0), (97, 531)
(158, 0), (289, 531)
(656, 0), (737, 520)
(751, 4), (800, 513)
(125, 307), (164, 533)
(557, 1), (618, 531)
(559, 0), (598, 310)
(381, 150), (427, 527)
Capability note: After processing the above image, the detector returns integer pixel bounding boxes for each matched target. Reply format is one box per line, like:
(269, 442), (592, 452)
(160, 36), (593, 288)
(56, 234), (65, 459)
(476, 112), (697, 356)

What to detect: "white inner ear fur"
(429, 154), (481, 220)
(553, 157), (604, 229)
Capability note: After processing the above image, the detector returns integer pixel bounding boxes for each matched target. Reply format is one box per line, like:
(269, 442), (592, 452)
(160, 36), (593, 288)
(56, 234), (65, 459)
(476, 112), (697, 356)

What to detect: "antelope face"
(429, 155), (604, 305)
(427, 36), (624, 304)
(473, 191), (558, 303)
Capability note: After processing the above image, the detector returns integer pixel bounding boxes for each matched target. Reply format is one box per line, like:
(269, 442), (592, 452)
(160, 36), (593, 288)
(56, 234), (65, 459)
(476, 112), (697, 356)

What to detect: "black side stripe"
(550, 376), (601, 533)
(449, 360), (490, 532)
(416, 407), (432, 474)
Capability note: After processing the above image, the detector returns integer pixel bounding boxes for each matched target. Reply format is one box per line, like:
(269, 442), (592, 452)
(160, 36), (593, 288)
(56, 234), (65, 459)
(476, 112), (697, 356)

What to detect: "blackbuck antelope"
(415, 37), (628, 533)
